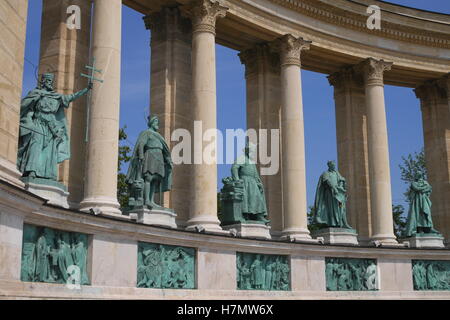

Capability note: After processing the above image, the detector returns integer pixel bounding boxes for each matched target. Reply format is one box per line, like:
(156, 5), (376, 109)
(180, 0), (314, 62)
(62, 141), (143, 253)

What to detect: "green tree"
(392, 204), (407, 238)
(117, 126), (132, 209)
(307, 206), (324, 233)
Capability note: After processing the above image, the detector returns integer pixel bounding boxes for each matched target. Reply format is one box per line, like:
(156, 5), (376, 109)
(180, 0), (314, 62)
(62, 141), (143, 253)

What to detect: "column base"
(312, 227), (359, 246)
(280, 227), (320, 243)
(370, 234), (404, 247)
(0, 158), (24, 188)
(186, 215), (228, 235)
(127, 207), (177, 229)
(223, 223), (271, 240)
(79, 196), (122, 217)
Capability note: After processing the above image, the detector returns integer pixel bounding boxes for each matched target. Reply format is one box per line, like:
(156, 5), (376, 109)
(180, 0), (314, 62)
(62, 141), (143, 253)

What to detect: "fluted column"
(184, 0), (228, 231)
(271, 34), (311, 240)
(80, 0), (122, 215)
(328, 67), (372, 244)
(415, 76), (450, 241)
(359, 58), (397, 245)
(39, 0), (91, 207)
(239, 44), (283, 236)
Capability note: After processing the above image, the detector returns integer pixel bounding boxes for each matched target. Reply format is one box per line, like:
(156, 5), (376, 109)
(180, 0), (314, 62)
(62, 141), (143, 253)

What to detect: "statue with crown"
(124, 115), (177, 228)
(17, 73), (92, 207)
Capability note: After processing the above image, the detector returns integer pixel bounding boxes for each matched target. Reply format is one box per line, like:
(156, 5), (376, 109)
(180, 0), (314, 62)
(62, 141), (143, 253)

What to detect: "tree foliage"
(117, 126), (132, 209)
(394, 148), (427, 236)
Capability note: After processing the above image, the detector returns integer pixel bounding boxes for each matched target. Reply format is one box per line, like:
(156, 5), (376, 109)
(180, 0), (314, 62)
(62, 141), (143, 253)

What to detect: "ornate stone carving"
(271, 0), (450, 48)
(143, 6), (192, 43)
(325, 258), (378, 291)
(357, 58), (392, 86)
(137, 242), (195, 289)
(271, 34), (311, 67)
(184, 0), (228, 35)
(412, 260), (450, 291)
(327, 66), (364, 90)
(20, 224), (90, 285)
(414, 80), (447, 103)
(237, 252), (290, 291)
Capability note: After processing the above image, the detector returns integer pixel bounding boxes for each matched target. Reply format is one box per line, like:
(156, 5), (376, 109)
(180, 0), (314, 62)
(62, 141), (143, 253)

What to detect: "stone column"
(239, 44), (283, 236)
(80, 0), (122, 215)
(144, 7), (193, 226)
(184, 0), (228, 232)
(0, 0), (28, 187)
(39, 0), (91, 207)
(328, 67), (372, 244)
(415, 77), (450, 241)
(271, 34), (311, 240)
(359, 58), (397, 245)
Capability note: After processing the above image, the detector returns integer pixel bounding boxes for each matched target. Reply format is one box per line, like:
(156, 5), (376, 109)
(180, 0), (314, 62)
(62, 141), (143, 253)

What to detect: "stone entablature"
(126, 0), (450, 87)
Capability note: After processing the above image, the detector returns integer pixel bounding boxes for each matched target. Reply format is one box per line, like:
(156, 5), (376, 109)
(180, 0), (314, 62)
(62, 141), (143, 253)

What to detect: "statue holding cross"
(17, 59), (103, 186)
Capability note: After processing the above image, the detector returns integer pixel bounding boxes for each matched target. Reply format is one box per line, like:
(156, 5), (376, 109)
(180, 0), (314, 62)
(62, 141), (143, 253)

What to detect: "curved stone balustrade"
(126, 0), (450, 87)
(1, 182), (449, 299)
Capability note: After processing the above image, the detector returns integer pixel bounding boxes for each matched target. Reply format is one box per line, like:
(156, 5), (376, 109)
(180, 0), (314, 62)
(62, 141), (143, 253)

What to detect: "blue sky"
(22, 0), (450, 210)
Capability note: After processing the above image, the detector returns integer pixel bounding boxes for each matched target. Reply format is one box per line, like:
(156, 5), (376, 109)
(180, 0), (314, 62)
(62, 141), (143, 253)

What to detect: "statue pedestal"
(22, 177), (69, 209)
(401, 234), (445, 249)
(312, 227), (358, 246)
(223, 223), (271, 240)
(128, 207), (177, 229)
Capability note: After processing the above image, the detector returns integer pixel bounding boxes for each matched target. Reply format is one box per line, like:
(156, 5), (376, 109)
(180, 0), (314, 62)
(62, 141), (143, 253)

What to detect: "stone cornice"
(270, 0), (450, 48)
(328, 66), (364, 90)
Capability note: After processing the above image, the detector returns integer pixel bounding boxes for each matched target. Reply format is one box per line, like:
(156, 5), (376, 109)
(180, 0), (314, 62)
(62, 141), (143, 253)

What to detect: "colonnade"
(1, 0), (450, 245)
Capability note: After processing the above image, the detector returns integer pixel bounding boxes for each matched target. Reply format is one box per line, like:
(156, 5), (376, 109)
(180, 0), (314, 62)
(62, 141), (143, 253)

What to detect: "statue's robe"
(34, 235), (51, 282)
(231, 156), (267, 216)
(73, 237), (90, 285)
(17, 88), (73, 180)
(313, 170), (351, 228)
(126, 129), (172, 192)
(404, 179), (435, 237)
(57, 240), (74, 282)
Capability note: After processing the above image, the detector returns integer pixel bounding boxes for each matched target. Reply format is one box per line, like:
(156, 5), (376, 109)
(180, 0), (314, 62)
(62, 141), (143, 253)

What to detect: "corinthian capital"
(184, 0), (228, 35)
(271, 34), (311, 67)
(357, 58), (393, 86)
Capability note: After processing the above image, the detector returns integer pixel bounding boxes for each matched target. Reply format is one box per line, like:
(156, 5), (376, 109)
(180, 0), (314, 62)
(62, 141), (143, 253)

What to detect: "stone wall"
(0, 0), (28, 187)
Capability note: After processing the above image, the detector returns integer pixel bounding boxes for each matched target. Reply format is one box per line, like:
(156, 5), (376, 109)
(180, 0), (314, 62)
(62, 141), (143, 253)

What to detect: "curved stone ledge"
(1, 181), (450, 299)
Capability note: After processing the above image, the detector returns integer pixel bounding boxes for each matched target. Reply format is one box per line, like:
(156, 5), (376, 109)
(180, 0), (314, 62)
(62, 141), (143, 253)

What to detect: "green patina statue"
(313, 161), (352, 229)
(237, 252), (290, 291)
(17, 73), (91, 184)
(403, 173), (440, 237)
(412, 260), (450, 291)
(220, 143), (269, 225)
(20, 224), (89, 285)
(137, 242), (195, 289)
(325, 258), (378, 291)
(125, 116), (173, 210)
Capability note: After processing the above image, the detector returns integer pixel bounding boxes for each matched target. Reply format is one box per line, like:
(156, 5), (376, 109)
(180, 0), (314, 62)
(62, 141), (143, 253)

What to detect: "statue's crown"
(41, 73), (54, 81)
